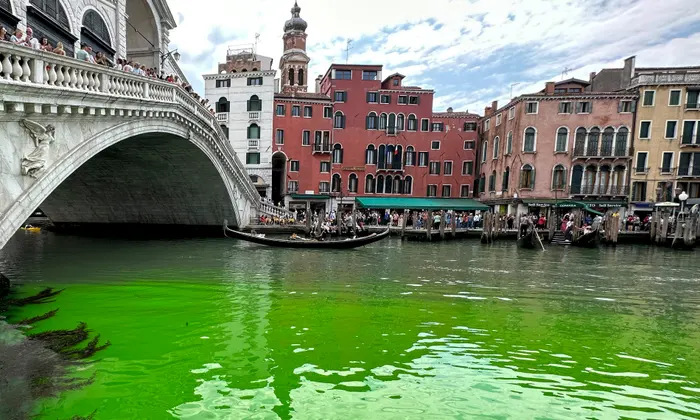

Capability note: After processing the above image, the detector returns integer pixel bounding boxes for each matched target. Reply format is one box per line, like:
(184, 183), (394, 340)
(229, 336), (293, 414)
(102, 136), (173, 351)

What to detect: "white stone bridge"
(0, 43), (290, 249)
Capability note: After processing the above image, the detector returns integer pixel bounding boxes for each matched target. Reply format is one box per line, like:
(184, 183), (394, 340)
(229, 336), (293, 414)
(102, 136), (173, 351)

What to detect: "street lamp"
(160, 49), (180, 67)
(679, 190), (689, 214)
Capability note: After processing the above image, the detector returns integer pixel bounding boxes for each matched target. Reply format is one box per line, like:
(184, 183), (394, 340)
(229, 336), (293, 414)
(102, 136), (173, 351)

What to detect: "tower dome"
(284, 1), (307, 32)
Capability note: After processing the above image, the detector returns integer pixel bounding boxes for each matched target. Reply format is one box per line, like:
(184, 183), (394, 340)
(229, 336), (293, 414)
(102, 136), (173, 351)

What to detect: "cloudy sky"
(167, 0), (700, 114)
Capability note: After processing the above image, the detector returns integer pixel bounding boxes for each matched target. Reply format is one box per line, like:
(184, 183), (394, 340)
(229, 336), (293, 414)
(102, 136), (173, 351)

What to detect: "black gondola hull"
(516, 231), (538, 249)
(572, 229), (600, 248)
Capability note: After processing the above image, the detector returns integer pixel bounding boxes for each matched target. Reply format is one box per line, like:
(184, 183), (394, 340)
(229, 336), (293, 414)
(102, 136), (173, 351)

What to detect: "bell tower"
(279, 1), (310, 93)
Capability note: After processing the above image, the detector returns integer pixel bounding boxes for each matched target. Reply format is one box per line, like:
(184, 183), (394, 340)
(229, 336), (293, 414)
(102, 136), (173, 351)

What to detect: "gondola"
(571, 228), (600, 248)
(516, 229), (538, 249)
(223, 220), (390, 249)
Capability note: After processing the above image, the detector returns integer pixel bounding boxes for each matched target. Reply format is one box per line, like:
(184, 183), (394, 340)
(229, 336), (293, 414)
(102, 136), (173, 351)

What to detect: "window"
(460, 185), (470, 198)
(552, 165), (566, 190)
(615, 128), (629, 156)
(506, 131), (513, 155)
(398, 95), (407, 104)
(276, 129), (284, 145)
(678, 152), (700, 176)
(387, 114), (397, 134)
(462, 161), (473, 175)
(367, 92), (378, 103)
(247, 95), (262, 111)
(481, 141), (488, 163)
(335, 70), (351, 80)
(555, 127), (568, 152)
(403, 177), (413, 195)
(290, 160), (299, 172)
(464, 122), (477, 131)
(332, 144), (343, 163)
(421, 119), (429, 131)
(666, 121), (678, 139)
(216, 97), (230, 113)
(380, 95), (391, 104)
(682, 121), (699, 145)
(488, 172), (496, 192)
(393, 79), (400, 86)
(431, 123), (444, 132)
(631, 181), (647, 201)
(523, 127), (536, 152)
(405, 146), (415, 166)
(215, 79), (230, 88)
(366, 112), (378, 129)
(348, 174), (358, 193)
(493, 136), (500, 159)
(362, 70), (378, 80)
(639, 121), (651, 139)
(635, 152), (648, 173)
(554, 88), (566, 94)
(495, 114), (502, 126)
(397, 114), (405, 131)
(331, 174), (342, 192)
(601, 127), (614, 156)
(661, 152), (674, 173)
(319, 182), (330, 193)
(320, 161), (330, 172)
(334, 91), (347, 102)
(669, 90), (681, 106)
(619, 100), (634, 113)
(300, 130), (310, 146)
(429, 161), (440, 175)
(484, 119), (490, 131)
(464, 141), (475, 150)
(409, 96), (420, 105)
(559, 102), (572, 114)
(569, 88), (582, 93)
(323, 106), (332, 118)
(276, 104), (285, 116)
(334, 112), (345, 129)
(687, 89), (700, 109)
(502, 167), (510, 191)
(508, 107), (515, 120)
(246, 152), (260, 164)
(303, 106), (313, 117)
(427, 185), (437, 197)
(577, 101), (592, 113)
(444, 161), (453, 175)
(247, 77), (262, 86)
(442, 185), (452, 197)
(247, 124), (260, 139)
(365, 175), (375, 193)
(519, 164), (535, 189)
(418, 152), (429, 167)
(376, 175), (384, 194)
(405, 114), (417, 131)
(365, 145), (377, 164)
(526, 102), (538, 114)
(287, 180), (298, 193)
(431, 140), (441, 150)
(379, 113), (387, 130)
(642, 90), (655, 106)
(292, 105), (301, 117)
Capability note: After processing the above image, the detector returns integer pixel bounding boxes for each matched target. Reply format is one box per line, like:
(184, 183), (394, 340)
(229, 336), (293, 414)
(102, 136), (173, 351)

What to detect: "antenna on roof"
(562, 66), (572, 80)
(510, 82), (520, 99)
(344, 39), (353, 64)
(254, 33), (260, 59)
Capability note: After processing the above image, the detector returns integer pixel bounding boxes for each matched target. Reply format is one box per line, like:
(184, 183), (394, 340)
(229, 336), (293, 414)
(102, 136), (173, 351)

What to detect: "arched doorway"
(27, 0), (77, 57)
(81, 9), (114, 58)
(126, 0), (158, 69)
(271, 152), (286, 206)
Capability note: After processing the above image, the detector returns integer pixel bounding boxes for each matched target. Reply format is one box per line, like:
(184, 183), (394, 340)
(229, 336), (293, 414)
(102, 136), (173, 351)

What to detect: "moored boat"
(572, 228), (600, 248)
(516, 230), (538, 249)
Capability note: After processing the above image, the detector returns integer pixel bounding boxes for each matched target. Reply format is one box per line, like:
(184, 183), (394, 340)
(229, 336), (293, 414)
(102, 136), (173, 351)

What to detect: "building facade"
(478, 79), (637, 215)
(204, 49), (276, 198)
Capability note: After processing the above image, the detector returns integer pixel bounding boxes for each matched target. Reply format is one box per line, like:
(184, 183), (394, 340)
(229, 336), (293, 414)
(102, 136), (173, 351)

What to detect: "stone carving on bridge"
(20, 119), (56, 178)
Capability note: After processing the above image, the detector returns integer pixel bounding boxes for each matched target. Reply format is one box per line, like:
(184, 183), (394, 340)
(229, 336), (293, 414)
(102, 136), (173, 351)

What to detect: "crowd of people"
(1, 25), (216, 114)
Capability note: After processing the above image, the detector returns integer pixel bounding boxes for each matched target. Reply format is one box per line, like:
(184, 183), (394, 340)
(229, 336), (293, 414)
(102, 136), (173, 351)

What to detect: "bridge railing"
(0, 42), (261, 210)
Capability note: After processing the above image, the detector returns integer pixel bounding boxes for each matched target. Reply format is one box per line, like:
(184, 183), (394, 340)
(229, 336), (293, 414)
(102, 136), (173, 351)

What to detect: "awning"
(289, 194), (330, 200)
(355, 197), (489, 211)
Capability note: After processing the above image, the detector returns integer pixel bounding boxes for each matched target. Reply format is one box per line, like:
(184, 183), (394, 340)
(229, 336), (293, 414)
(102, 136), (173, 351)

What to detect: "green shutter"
(530, 168), (536, 189)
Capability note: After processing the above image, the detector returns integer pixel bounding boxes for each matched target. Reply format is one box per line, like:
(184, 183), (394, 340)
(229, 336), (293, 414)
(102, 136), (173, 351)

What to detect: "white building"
(203, 47), (276, 198)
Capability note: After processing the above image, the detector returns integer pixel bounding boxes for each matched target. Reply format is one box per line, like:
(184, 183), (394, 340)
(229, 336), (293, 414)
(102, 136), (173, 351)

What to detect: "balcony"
(635, 167), (650, 174)
(216, 112), (228, 122)
(574, 143), (629, 159)
(678, 166), (700, 177)
(248, 139), (259, 149)
(681, 135), (699, 147)
(659, 166), (676, 175)
(685, 102), (699, 110)
(630, 73), (700, 87)
(313, 143), (331, 154)
(249, 111), (260, 120)
(570, 185), (630, 196)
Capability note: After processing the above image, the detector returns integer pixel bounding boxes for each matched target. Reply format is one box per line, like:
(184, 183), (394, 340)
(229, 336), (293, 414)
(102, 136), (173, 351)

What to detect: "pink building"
(478, 79), (638, 215)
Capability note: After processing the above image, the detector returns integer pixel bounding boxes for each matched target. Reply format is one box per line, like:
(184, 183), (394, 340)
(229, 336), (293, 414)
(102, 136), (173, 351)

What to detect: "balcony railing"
(249, 111), (260, 120)
(570, 185), (630, 196)
(635, 167), (650, 174)
(248, 139), (259, 149)
(678, 166), (700, 177)
(685, 102), (699, 110)
(681, 135), (699, 146)
(659, 166), (676, 175)
(631, 73), (700, 87)
(614, 146), (628, 157)
(313, 143), (331, 153)
(216, 112), (228, 122)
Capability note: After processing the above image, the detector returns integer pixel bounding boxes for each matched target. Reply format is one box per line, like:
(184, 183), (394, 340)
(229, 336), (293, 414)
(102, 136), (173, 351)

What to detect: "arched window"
(587, 127), (600, 156)
(298, 69), (305, 86)
(247, 124), (260, 139)
(379, 113), (388, 130)
(252, 68), (258, 71)
(377, 145), (386, 169)
(479, 173), (486, 193)
(332, 144), (343, 163)
(523, 127), (536, 152)
(407, 114), (418, 131)
(397, 114), (405, 131)
(520, 164), (535, 189)
(288, 68), (295, 85)
(366, 112), (378, 130)
(392, 145), (403, 170)
(584, 165), (597, 193)
(405, 146), (415, 166)
(387, 113), (397, 134)
(216, 97), (230, 113)
(493, 136), (500, 159)
(29, 0), (74, 56)
(612, 165), (626, 195)
(481, 141), (488, 163)
(349, 174), (358, 193)
(403, 176), (413, 195)
(376, 175), (385, 194)
(332, 173), (341, 192)
(506, 131), (513, 155)
(385, 145), (395, 167)
(502, 167), (510, 191)
(365, 174), (375, 193)
(82, 10), (113, 57)
(615, 127), (628, 156)
(334, 111), (345, 129)
(598, 165), (611, 193)
(601, 127), (615, 156)
(574, 127), (587, 156)
(385, 175), (393, 194)
(247, 95), (262, 111)
(555, 127), (568, 152)
(393, 176), (401, 194)
(366, 145), (377, 165)
(570, 165), (584, 194)
(242, 69), (248, 72)
(552, 164), (566, 190)
(489, 171), (496, 192)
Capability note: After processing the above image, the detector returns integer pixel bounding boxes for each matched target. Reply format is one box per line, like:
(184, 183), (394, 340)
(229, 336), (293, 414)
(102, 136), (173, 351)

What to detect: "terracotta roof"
(432, 112), (480, 118)
(555, 78), (590, 86)
(274, 92), (331, 101)
(401, 86), (424, 90)
(382, 72), (406, 84)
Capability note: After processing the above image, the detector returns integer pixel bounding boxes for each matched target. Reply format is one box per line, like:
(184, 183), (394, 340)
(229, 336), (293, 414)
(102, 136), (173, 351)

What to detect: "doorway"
(271, 152), (287, 206)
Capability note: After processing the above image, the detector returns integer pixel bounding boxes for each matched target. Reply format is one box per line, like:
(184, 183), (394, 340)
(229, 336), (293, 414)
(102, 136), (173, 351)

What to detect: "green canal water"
(1, 232), (700, 419)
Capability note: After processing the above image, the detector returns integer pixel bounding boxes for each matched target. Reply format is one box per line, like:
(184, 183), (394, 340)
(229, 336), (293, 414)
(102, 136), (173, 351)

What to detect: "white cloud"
(165, 0), (700, 114)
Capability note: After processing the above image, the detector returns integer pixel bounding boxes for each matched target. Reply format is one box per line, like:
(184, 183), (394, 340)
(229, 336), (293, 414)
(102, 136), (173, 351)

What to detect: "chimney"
(315, 75), (322, 93)
(545, 82), (555, 95)
(446, 107), (453, 113)
(589, 72), (596, 83)
(623, 56), (636, 88)
(484, 106), (492, 117)
(491, 101), (498, 112)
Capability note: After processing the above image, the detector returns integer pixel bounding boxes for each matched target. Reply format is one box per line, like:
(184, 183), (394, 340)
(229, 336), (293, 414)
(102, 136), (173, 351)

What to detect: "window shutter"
(576, 102), (582, 113)
(530, 169), (536, 189)
(366, 115), (370, 129)
(617, 101), (622, 113)
(588, 103), (593, 113)
(631, 101), (637, 113)
(343, 92), (348, 102)
(246, 100), (250, 111)
(415, 96), (420, 104)
(387, 96), (392, 104)
(366, 92), (371, 103)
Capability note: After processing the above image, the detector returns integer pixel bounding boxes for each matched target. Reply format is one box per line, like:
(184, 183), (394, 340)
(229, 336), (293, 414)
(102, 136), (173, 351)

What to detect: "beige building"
(591, 58), (700, 212)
